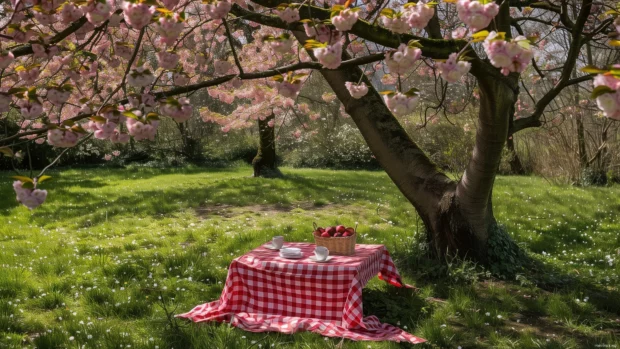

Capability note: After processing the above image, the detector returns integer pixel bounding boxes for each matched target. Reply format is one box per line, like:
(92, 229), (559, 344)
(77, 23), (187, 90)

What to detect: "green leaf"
(380, 8), (395, 18)
(122, 111), (139, 120)
(12, 176), (34, 184)
(0, 147), (13, 157)
(591, 85), (615, 98)
(37, 175), (52, 183)
(7, 87), (27, 95)
(471, 30), (490, 42)
(90, 115), (107, 123)
(581, 65), (605, 74)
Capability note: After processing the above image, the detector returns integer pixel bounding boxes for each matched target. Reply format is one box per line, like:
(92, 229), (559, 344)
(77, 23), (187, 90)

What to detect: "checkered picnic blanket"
(177, 243), (425, 344)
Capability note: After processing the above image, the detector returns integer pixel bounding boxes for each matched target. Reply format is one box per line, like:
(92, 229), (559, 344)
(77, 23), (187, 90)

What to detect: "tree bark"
(306, 45), (516, 261)
(252, 113), (281, 177)
(506, 136), (526, 175)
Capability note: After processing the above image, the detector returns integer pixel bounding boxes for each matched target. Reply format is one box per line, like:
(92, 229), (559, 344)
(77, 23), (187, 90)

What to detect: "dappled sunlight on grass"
(0, 166), (618, 348)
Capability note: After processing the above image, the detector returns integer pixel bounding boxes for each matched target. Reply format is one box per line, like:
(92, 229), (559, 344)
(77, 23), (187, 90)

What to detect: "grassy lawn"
(0, 166), (619, 348)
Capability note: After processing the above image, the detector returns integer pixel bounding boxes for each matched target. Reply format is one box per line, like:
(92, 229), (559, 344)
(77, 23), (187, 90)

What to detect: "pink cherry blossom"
(74, 22), (95, 40)
(122, 1), (156, 29)
(17, 98), (43, 119)
(595, 91), (620, 120)
(457, 0), (499, 32)
(451, 27), (468, 39)
(115, 43), (134, 60)
(46, 88), (71, 106)
(437, 53), (471, 83)
(47, 128), (80, 147)
(0, 51), (14, 70)
(483, 32), (533, 76)
(0, 93), (11, 113)
(593, 74), (620, 90)
(384, 92), (419, 116)
(108, 13), (122, 27)
(82, 0), (113, 26)
(173, 72), (190, 85)
(32, 44), (60, 59)
(381, 15), (410, 34)
(304, 21), (339, 44)
(205, 0), (231, 20)
(214, 60), (233, 75)
(404, 2), (434, 30)
(332, 9), (359, 32)
(18, 67), (40, 85)
(385, 43), (422, 75)
(127, 66), (154, 87)
(33, 10), (56, 25)
(159, 97), (193, 123)
(61, 3), (84, 24)
(276, 81), (302, 98)
(104, 154), (113, 161)
(314, 42), (343, 69)
(267, 35), (295, 54)
(345, 81), (368, 99)
(154, 13), (185, 46)
(13, 181), (47, 210)
(162, 0), (180, 10)
(157, 51), (180, 69)
(593, 73), (620, 120)
(126, 117), (159, 141)
(110, 130), (131, 143)
(276, 6), (300, 23)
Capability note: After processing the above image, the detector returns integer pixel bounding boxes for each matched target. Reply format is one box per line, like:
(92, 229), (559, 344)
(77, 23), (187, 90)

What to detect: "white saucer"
(279, 253), (303, 259)
(309, 256), (332, 263)
(265, 243), (284, 250)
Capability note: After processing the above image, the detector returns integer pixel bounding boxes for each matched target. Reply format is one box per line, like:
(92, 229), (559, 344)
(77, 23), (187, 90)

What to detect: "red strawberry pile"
(314, 225), (355, 238)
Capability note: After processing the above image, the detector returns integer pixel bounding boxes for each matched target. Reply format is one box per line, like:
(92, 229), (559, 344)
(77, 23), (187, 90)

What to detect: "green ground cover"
(0, 166), (619, 348)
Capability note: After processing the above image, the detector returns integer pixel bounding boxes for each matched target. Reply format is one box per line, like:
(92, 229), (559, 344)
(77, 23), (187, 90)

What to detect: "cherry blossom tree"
(0, 0), (618, 265)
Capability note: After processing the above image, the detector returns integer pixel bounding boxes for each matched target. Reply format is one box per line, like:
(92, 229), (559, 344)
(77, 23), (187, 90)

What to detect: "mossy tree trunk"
(252, 113), (281, 178)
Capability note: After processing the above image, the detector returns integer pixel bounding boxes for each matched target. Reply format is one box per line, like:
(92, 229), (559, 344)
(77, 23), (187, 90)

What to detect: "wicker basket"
(313, 223), (357, 256)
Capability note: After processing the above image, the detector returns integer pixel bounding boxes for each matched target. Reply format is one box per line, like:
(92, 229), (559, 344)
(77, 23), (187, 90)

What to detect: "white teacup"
(314, 246), (329, 261)
(272, 236), (284, 249)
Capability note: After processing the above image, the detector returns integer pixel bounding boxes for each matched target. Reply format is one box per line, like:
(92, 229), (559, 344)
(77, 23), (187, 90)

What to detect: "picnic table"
(178, 242), (425, 344)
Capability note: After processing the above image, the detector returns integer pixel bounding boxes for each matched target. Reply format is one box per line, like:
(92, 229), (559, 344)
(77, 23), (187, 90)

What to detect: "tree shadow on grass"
(7, 171), (393, 228)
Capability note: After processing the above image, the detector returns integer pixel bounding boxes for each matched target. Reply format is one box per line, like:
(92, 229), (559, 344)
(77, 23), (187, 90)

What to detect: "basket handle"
(313, 222), (318, 230)
(354, 223), (358, 233)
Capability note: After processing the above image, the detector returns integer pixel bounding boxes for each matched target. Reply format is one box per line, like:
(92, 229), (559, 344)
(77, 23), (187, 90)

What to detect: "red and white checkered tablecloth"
(177, 243), (425, 344)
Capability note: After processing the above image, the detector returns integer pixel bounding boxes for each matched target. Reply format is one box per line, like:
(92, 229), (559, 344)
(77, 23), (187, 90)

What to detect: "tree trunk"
(252, 113), (281, 178)
(506, 135), (526, 175)
(289, 11), (520, 265)
(311, 56), (516, 263)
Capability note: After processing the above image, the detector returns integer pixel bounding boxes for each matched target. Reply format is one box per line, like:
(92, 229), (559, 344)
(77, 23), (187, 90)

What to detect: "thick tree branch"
(233, 3), (466, 60)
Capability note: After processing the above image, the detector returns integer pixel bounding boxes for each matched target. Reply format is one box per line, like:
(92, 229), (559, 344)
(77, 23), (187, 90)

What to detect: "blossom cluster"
(159, 97), (193, 123)
(437, 53), (471, 83)
(385, 43), (422, 75)
(47, 128), (81, 148)
(13, 181), (47, 210)
(593, 73), (620, 120)
(384, 91), (419, 116)
(482, 32), (534, 76)
(456, 0), (499, 32)
(345, 82), (369, 99)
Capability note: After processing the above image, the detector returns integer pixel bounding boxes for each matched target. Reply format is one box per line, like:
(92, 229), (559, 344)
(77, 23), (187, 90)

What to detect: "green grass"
(0, 166), (619, 348)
